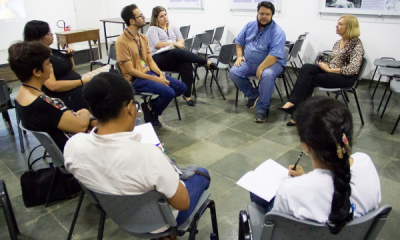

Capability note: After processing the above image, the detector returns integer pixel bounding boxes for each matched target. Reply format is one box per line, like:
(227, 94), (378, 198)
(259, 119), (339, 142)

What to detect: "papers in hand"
(133, 123), (164, 151)
(81, 65), (110, 79)
(236, 159), (289, 202)
(154, 45), (173, 55)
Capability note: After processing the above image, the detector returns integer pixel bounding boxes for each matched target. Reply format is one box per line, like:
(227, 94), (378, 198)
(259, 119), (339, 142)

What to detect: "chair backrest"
(19, 123), (65, 168)
(0, 79), (10, 107)
(115, 60), (122, 75)
(261, 205), (392, 240)
(92, 189), (177, 235)
(289, 38), (305, 58)
(184, 38), (193, 51)
(192, 33), (205, 53)
(353, 56), (367, 88)
(179, 25), (190, 40)
(202, 29), (214, 46)
(217, 43), (236, 65)
(213, 26), (225, 43)
(108, 43), (117, 61)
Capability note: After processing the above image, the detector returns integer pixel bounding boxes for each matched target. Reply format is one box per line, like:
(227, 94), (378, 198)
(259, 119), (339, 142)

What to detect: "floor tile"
(353, 133), (400, 158)
(236, 138), (290, 162)
(179, 119), (226, 139)
(205, 128), (257, 150)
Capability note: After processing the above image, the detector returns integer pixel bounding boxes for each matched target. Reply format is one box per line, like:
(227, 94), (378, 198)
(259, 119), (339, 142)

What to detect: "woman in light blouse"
(146, 6), (217, 106)
(278, 15), (364, 126)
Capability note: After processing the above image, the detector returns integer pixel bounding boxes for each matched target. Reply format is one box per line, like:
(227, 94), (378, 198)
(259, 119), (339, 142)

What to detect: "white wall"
(2, 0), (400, 79)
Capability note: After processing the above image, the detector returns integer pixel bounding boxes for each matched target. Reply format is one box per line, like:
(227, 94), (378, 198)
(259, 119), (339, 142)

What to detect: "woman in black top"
(8, 41), (92, 151)
(23, 20), (91, 112)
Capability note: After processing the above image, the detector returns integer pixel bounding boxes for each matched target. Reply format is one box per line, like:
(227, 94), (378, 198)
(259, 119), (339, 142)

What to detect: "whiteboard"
(231, 0), (278, 10)
(320, 0), (400, 16)
(168, 0), (203, 9)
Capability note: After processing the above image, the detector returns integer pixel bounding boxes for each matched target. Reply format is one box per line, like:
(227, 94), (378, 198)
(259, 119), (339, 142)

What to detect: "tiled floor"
(1, 64), (400, 240)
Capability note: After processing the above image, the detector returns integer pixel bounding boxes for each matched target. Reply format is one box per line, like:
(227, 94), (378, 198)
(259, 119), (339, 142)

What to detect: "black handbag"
(20, 148), (81, 207)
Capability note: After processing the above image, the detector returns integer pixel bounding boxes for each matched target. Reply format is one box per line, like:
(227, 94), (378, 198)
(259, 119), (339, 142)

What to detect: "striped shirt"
(146, 25), (183, 55)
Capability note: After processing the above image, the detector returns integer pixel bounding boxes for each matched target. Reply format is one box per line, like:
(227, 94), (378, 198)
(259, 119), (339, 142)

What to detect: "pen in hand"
(292, 152), (303, 170)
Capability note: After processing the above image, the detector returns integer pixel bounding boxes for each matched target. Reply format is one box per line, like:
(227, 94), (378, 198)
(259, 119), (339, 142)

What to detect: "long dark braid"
(294, 96), (354, 234)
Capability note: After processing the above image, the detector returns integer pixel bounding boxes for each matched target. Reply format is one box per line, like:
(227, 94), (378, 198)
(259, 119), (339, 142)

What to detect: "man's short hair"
(257, 1), (275, 15)
(8, 41), (50, 82)
(82, 72), (134, 123)
(121, 4), (138, 26)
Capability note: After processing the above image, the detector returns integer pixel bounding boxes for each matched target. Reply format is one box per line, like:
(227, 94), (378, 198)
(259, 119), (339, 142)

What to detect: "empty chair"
(199, 29), (215, 56)
(376, 66), (400, 113)
(369, 57), (400, 99)
(180, 25), (191, 40)
(212, 26), (225, 47)
(191, 33), (205, 55)
(90, 42), (116, 71)
(239, 202), (392, 240)
(377, 68), (400, 132)
(287, 38), (305, 77)
(184, 37), (193, 51)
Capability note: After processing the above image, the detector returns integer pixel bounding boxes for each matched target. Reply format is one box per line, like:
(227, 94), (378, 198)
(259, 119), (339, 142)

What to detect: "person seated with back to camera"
(250, 96), (381, 235)
(23, 20), (92, 112)
(278, 15), (364, 126)
(64, 72), (210, 240)
(116, 4), (187, 127)
(8, 41), (94, 152)
(229, 1), (286, 123)
(146, 6), (219, 106)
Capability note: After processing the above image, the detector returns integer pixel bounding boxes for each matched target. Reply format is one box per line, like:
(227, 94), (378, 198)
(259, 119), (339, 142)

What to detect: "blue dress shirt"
(236, 20), (286, 67)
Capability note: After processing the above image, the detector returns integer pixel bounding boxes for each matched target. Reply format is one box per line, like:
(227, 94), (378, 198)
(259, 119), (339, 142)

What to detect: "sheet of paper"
(154, 45), (173, 55)
(133, 123), (163, 150)
(81, 65), (110, 79)
(236, 159), (289, 201)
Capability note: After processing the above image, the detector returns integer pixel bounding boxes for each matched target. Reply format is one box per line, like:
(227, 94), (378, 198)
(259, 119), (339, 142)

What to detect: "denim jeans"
(132, 71), (187, 116)
(176, 167), (210, 226)
(250, 192), (275, 212)
(229, 61), (283, 113)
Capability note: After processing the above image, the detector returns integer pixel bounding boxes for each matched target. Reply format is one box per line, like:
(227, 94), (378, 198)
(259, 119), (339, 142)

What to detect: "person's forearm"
(329, 68), (341, 74)
(155, 41), (174, 49)
(126, 67), (158, 81)
(236, 44), (244, 58)
(258, 55), (277, 71)
(149, 60), (163, 76)
(177, 39), (184, 44)
(43, 79), (83, 92)
(70, 57), (76, 71)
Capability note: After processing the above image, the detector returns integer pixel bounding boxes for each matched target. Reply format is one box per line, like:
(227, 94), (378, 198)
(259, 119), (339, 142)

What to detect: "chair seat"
(208, 58), (229, 69)
(317, 87), (342, 92)
(247, 202), (266, 240)
(374, 59), (400, 67)
(378, 67), (400, 77)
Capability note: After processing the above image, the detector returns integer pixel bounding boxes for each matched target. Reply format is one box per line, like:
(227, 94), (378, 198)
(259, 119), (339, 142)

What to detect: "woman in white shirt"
(146, 6), (218, 106)
(250, 96), (381, 234)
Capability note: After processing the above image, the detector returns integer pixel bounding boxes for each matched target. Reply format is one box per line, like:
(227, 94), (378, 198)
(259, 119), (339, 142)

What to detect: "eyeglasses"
(135, 14), (145, 19)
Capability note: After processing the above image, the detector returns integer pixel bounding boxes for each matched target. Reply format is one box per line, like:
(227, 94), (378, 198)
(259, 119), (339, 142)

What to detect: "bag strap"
(27, 145), (50, 172)
(194, 170), (211, 181)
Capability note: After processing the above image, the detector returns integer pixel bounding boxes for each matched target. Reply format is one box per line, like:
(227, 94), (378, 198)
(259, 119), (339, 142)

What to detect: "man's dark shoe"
(255, 111), (267, 123)
(150, 111), (162, 127)
(141, 102), (151, 123)
(245, 96), (259, 109)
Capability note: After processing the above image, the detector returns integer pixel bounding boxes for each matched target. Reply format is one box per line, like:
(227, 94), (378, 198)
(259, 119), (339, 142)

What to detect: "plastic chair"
(0, 79), (25, 153)
(287, 38), (305, 77)
(115, 62), (181, 120)
(191, 33), (205, 55)
(199, 29), (215, 56)
(180, 25), (191, 40)
(90, 42), (116, 71)
(234, 47), (291, 106)
(185, 37), (194, 51)
(239, 202), (392, 240)
(19, 123), (71, 207)
(375, 66), (400, 114)
(369, 57), (400, 99)
(0, 180), (20, 240)
(68, 184), (219, 240)
(206, 43), (237, 100)
(316, 57), (367, 125)
(212, 26), (225, 47)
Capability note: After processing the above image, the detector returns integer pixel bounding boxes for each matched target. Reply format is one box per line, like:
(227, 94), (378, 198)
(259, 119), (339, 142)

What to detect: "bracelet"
(80, 79), (83, 86)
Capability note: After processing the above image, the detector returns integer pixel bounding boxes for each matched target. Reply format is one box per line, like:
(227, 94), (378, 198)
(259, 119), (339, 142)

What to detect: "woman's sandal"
(183, 96), (195, 106)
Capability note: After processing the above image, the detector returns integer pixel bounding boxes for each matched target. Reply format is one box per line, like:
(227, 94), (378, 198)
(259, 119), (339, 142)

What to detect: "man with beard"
(229, 1), (286, 123)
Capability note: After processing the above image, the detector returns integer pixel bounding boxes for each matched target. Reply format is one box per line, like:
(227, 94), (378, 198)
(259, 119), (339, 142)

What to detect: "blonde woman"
(278, 15), (364, 126)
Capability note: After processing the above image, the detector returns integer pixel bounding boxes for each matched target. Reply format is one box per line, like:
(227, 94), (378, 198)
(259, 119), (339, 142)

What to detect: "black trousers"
(152, 48), (207, 97)
(289, 63), (357, 106)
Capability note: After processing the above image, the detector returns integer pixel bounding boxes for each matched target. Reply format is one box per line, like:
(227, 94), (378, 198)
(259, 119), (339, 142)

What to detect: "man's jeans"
(132, 71), (187, 116)
(176, 167), (210, 226)
(229, 61), (283, 113)
(250, 192), (275, 212)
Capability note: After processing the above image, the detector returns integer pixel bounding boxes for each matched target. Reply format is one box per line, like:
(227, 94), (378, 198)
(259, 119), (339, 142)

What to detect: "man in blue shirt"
(229, 1), (286, 122)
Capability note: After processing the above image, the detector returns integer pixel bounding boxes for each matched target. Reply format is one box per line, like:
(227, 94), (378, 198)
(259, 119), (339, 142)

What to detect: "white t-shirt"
(271, 152), (381, 223)
(64, 128), (180, 231)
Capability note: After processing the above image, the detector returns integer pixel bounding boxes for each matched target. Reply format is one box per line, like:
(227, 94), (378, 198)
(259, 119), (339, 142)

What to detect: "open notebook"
(133, 123), (164, 151)
(237, 159), (290, 201)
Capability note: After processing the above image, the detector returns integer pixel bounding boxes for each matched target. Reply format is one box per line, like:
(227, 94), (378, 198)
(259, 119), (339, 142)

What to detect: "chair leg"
(174, 98), (181, 120)
(16, 109), (25, 153)
(210, 71), (226, 100)
(97, 210), (106, 240)
(2, 111), (14, 135)
(45, 167), (58, 207)
(391, 112), (400, 135)
(380, 91), (392, 119)
(371, 75), (382, 99)
(235, 86), (239, 107)
(377, 78), (392, 112)
(369, 66), (378, 88)
(67, 191), (85, 240)
(353, 88), (364, 125)
(285, 68), (295, 88)
(209, 200), (219, 240)
(298, 56), (304, 66)
(281, 75), (290, 101)
(341, 92), (349, 107)
(1, 181), (20, 240)
(274, 83), (283, 102)
(238, 211), (250, 240)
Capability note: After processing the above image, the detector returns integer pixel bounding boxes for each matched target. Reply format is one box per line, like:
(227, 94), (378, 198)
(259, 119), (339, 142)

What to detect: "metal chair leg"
(371, 75), (382, 99)
(274, 83), (283, 102)
(209, 200), (219, 240)
(380, 91), (392, 119)
(391, 112), (400, 135)
(174, 98), (181, 120)
(353, 88), (364, 125)
(369, 66), (378, 88)
(235, 87), (239, 107)
(67, 191), (85, 240)
(1, 181), (20, 240)
(210, 71), (226, 100)
(2, 111), (14, 135)
(341, 92), (349, 107)
(97, 210), (106, 240)
(377, 77), (392, 112)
